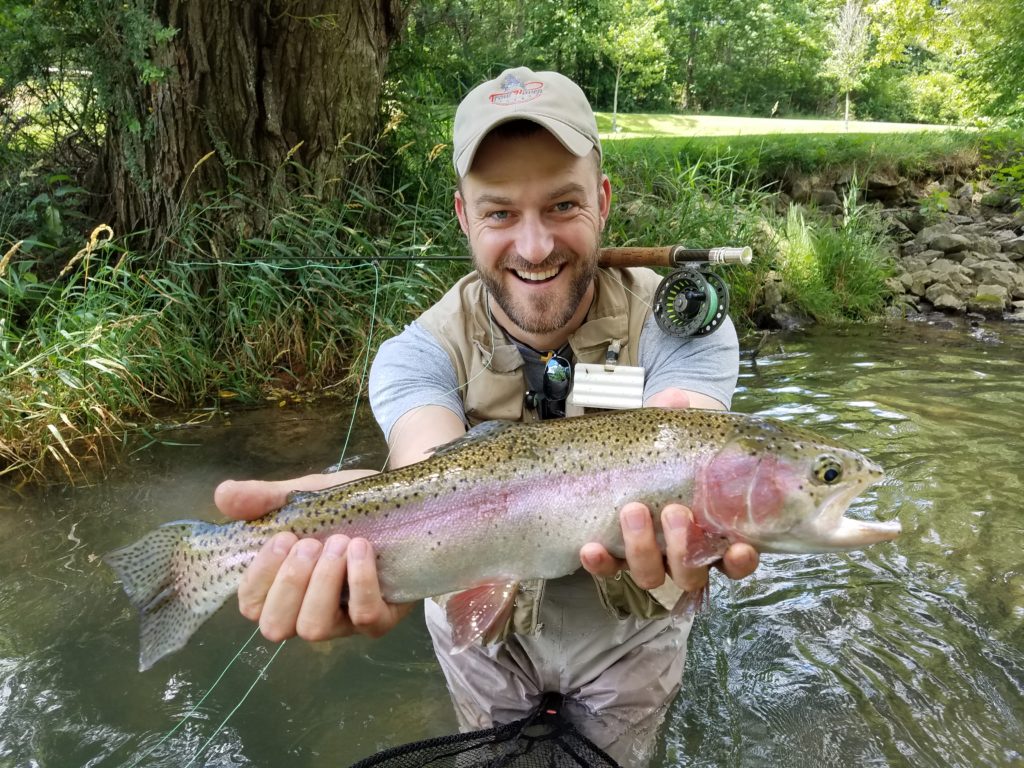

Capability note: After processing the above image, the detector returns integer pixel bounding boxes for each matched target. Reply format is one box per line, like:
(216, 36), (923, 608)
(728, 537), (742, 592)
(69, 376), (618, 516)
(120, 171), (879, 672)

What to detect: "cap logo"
(489, 74), (544, 107)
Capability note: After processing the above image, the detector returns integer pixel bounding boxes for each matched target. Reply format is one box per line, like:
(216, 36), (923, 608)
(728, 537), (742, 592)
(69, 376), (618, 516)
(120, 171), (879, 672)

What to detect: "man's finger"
(620, 502), (666, 590)
(720, 542), (759, 580)
(294, 535), (352, 642)
(579, 542), (626, 578)
(258, 537), (321, 642)
(238, 531), (297, 621)
(662, 504), (710, 593)
(345, 539), (392, 637)
(215, 479), (289, 520)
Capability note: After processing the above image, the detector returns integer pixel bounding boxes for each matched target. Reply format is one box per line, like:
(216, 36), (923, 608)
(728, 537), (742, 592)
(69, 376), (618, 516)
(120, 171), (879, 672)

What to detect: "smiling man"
(216, 67), (758, 767)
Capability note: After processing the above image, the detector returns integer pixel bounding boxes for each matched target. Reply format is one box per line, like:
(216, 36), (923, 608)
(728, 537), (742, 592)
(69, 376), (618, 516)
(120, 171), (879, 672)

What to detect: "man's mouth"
(512, 266), (561, 283)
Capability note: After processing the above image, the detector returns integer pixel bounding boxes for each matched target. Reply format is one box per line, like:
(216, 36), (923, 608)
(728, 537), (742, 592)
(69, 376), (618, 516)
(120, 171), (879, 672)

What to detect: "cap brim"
(455, 115), (597, 177)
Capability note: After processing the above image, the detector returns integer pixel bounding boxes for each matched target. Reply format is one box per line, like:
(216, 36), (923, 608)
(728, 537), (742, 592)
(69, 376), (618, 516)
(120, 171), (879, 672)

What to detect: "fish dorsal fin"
(444, 580), (520, 652)
(430, 420), (517, 457)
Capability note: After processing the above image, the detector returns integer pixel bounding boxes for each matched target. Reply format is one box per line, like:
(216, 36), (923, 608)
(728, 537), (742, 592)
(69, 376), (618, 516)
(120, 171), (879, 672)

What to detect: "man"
(215, 67), (759, 766)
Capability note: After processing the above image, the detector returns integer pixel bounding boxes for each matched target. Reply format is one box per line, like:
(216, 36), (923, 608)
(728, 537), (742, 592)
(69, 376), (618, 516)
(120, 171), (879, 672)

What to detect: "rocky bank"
(764, 169), (1024, 327)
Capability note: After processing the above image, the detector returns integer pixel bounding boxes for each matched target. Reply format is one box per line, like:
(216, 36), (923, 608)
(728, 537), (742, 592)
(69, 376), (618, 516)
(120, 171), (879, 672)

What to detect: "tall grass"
(773, 190), (897, 323)
(0, 152), (468, 481)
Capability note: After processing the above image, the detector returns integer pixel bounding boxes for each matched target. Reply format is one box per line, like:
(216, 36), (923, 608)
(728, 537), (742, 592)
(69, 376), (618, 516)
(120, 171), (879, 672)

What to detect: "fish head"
(694, 418), (899, 553)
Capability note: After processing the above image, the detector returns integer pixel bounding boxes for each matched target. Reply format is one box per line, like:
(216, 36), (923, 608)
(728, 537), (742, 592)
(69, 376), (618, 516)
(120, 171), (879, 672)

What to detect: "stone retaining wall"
(777, 170), (1024, 324)
(888, 206), (1024, 319)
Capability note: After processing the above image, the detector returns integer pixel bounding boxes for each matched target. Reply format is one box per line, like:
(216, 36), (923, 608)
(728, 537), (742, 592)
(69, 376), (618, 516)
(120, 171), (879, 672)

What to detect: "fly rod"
(360, 245), (753, 268)
(598, 245), (752, 268)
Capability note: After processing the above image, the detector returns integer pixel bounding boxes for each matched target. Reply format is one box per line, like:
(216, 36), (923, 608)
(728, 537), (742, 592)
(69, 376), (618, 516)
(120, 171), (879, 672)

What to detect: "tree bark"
(99, 0), (408, 249)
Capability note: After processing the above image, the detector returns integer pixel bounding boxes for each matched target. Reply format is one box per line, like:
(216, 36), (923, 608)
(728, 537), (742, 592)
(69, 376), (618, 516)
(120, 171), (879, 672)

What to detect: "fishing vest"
(417, 267), (681, 637)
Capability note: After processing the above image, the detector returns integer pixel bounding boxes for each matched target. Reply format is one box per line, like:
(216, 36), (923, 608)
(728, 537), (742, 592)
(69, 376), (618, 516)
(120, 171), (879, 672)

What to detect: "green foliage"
(978, 132), (1024, 206)
(947, 0), (1024, 122)
(600, 140), (898, 327)
(0, 148), (468, 480)
(667, 0), (835, 116)
(773, 193), (896, 323)
(917, 187), (951, 223)
(0, 0), (178, 267)
(389, 0), (1024, 125)
(602, 0), (670, 123)
(605, 129), (980, 189)
(823, 0), (871, 95)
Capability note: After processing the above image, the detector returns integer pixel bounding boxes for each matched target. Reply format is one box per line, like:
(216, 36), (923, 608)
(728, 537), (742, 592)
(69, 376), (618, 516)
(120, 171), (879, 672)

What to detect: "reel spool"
(652, 268), (730, 337)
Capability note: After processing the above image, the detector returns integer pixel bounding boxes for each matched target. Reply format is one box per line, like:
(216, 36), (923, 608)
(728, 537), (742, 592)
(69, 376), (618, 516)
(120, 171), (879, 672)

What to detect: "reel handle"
(599, 245), (752, 269)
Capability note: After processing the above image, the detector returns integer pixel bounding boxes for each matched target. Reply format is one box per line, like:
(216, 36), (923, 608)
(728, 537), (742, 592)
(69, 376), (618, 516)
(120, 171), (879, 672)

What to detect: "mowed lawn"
(595, 112), (955, 140)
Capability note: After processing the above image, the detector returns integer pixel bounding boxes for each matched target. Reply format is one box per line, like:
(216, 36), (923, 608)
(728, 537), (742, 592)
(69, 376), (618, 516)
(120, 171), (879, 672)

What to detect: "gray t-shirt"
(369, 313), (739, 442)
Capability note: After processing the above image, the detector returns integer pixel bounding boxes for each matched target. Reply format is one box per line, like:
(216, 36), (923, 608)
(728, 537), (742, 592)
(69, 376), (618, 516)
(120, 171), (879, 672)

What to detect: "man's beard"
(476, 248), (598, 335)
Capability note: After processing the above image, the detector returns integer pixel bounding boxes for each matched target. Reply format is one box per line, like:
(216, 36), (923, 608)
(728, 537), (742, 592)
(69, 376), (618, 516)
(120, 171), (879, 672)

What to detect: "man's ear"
(454, 189), (470, 236)
(598, 174), (612, 231)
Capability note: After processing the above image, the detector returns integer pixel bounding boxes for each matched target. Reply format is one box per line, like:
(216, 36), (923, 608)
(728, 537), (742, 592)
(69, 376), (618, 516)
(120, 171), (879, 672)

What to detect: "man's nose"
(514, 215), (554, 264)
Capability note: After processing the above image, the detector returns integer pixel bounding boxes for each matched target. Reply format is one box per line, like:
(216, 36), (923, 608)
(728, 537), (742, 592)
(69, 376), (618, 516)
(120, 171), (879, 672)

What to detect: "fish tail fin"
(105, 520), (242, 671)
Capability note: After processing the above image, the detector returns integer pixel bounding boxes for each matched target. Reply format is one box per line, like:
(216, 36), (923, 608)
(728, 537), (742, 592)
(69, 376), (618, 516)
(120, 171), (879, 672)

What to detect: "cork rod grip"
(599, 245), (752, 268)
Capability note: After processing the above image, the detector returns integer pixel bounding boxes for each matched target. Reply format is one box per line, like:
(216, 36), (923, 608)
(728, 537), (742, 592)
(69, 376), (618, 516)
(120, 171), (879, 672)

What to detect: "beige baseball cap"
(452, 66), (601, 177)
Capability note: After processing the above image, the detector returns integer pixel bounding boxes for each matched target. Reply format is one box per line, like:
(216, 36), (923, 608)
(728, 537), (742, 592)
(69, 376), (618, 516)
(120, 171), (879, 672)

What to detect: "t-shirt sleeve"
(638, 313), (739, 409)
(369, 322), (467, 442)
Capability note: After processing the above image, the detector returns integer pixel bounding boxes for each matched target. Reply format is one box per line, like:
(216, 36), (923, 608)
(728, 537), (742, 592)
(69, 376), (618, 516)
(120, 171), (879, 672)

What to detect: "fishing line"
(337, 262), (381, 465)
(124, 627), (261, 767)
(136, 256), (479, 762)
(131, 258), (387, 765)
(599, 265), (655, 312)
(181, 639), (289, 768)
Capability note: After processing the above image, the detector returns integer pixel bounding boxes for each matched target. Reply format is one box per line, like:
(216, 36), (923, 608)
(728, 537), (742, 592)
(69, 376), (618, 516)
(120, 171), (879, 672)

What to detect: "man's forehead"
(466, 130), (598, 183)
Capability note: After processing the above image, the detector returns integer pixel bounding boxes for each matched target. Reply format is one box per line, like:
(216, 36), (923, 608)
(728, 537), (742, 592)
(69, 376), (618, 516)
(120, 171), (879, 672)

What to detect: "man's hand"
(579, 502), (760, 594)
(215, 475), (413, 643)
(579, 386), (760, 593)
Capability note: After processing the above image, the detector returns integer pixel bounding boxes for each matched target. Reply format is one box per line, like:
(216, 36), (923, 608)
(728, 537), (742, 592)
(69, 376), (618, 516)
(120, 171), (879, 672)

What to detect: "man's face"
(454, 129), (610, 339)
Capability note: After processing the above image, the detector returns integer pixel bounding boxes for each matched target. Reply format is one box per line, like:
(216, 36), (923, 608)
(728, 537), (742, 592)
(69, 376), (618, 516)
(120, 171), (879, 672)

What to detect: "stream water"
(1, 318), (1022, 768)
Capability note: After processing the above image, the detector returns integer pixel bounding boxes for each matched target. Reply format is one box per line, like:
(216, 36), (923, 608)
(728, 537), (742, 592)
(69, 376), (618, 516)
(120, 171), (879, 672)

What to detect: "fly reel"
(598, 245), (751, 338)
(652, 268), (731, 337)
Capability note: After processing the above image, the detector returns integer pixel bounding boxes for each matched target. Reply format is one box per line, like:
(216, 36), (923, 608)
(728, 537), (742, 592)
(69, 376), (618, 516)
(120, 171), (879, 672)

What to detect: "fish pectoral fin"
(670, 584), (709, 618)
(444, 581), (520, 653)
(680, 519), (730, 568)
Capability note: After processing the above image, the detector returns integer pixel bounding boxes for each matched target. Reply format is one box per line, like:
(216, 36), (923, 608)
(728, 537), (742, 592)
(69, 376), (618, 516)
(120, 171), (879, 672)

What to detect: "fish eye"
(813, 455), (843, 485)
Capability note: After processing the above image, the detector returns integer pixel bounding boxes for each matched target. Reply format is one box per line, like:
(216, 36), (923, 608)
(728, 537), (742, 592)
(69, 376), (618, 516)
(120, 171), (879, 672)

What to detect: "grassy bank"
(2, 122), (1019, 481)
(602, 122), (983, 182)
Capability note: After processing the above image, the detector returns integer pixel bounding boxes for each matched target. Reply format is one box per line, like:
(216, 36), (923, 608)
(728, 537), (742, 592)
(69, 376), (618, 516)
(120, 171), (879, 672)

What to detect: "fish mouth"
(812, 462), (899, 549)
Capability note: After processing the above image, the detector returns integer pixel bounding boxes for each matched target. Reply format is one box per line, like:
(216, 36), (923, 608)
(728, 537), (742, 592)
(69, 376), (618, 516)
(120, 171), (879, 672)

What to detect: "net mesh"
(349, 694), (622, 768)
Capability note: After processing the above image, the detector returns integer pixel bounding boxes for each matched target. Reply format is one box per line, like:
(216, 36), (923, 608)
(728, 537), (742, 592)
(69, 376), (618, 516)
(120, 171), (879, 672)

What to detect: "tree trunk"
(844, 90), (850, 130)
(99, 0), (408, 249)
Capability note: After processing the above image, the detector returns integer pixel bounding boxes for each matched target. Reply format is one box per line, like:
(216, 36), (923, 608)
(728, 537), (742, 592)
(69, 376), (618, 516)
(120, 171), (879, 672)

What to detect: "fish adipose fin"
(105, 521), (238, 672)
(444, 581), (520, 652)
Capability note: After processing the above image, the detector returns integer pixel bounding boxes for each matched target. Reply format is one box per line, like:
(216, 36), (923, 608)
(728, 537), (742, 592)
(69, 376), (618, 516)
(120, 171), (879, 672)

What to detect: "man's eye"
(487, 210), (510, 221)
(553, 201), (576, 213)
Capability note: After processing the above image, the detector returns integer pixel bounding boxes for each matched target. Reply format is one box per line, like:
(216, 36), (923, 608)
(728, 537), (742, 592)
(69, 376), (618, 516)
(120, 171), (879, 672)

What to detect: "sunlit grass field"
(595, 112), (958, 139)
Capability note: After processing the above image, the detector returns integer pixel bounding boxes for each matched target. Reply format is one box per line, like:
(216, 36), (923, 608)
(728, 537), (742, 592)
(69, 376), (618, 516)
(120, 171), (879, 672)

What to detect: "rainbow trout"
(106, 408), (900, 671)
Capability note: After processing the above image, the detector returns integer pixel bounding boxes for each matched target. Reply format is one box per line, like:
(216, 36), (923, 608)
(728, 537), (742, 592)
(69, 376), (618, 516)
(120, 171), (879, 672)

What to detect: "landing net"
(349, 694), (622, 768)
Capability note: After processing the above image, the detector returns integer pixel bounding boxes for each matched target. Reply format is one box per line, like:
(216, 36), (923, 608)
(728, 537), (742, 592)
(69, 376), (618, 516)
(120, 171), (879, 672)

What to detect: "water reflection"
(1, 320), (1023, 767)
